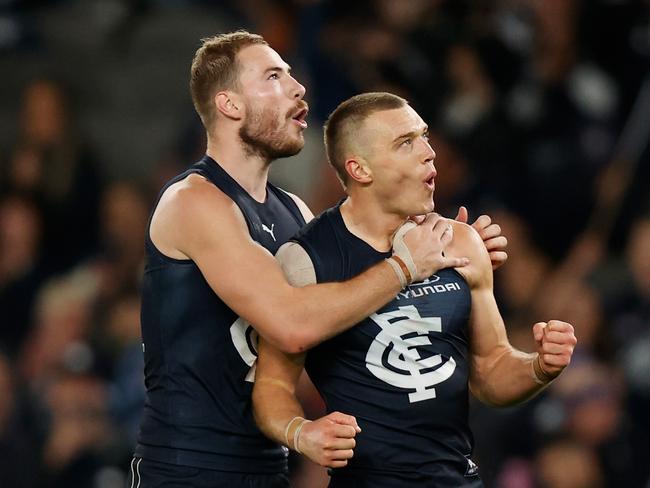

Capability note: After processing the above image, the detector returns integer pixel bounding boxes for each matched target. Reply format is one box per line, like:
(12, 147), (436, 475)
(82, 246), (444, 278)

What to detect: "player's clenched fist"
(296, 411), (361, 468)
(532, 320), (577, 383)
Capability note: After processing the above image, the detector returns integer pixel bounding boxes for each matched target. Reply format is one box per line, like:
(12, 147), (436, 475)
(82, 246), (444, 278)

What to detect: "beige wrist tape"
(391, 221), (418, 285)
(294, 418), (311, 454)
(531, 354), (555, 385)
(385, 256), (408, 288)
(284, 416), (304, 448)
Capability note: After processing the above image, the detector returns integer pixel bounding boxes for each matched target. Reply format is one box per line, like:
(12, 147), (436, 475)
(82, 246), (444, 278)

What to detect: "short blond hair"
(190, 31), (267, 129)
(324, 92), (407, 186)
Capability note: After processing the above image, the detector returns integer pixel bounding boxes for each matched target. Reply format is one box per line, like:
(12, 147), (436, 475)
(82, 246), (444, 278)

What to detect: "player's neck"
(206, 137), (270, 203)
(340, 197), (406, 253)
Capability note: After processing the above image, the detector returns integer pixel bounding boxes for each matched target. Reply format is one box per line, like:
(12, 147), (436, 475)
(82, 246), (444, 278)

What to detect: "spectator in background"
(0, 351), (39, 488)
(612, 215), (650, 342)
(94, 181), (148, 301)
(502, 0), (619, 258)
(38, 372), (119, 488)
(439, 41), (514, 207)
(548, 360), (647, 487)
(19, 269), (99, 391)
(0, 194), (46, 357)
(535, 436), (605, 488)
(104, 293), (146, 446)
(489, 209), (551, 319)
(2, 78), (103, 272)
(611, 214), (650, 483)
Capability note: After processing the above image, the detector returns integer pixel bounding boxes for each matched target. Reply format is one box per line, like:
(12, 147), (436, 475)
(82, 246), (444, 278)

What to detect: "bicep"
(447, 223), (508, 358)
(190, 220), (290, 308)
(469, 287), (509, 357)
(176, 190), (296, 339)
(468, 286), (511, 390)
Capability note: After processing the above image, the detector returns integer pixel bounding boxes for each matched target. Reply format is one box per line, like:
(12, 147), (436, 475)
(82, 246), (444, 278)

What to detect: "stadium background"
(0, 0), (649, 486)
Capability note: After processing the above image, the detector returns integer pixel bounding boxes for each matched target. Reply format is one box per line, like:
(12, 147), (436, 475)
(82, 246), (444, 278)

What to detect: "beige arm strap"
(275, 241), (317, 287)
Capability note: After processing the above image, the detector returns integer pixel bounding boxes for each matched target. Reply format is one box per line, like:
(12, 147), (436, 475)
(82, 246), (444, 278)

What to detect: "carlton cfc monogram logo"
(366, 305), (456, 402)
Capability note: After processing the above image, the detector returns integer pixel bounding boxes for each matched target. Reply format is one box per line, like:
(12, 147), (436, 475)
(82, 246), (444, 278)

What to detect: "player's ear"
(215, 91), (243, 120)
(345, 157), (373, 184)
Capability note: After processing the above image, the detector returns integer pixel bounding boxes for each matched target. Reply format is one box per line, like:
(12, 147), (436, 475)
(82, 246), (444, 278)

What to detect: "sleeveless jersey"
(292, 205), (480, 485)
(135, 155), (305, 473)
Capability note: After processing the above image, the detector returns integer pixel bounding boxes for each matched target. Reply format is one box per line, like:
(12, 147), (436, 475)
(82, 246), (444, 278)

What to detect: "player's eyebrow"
(264, 65), (292, 75)
(392, 125), (429, 144)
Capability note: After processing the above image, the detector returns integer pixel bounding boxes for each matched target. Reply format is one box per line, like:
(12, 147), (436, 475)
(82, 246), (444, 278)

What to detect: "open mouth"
(424, 172), (435, 190)
(291, 107), (309, 129)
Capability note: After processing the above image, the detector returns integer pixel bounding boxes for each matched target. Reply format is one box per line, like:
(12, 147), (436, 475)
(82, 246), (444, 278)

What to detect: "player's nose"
(290, 75), (306, 100)
(422, 142), (436, 165)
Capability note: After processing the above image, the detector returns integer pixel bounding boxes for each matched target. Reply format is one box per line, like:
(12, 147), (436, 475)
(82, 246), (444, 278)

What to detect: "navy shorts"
(126, 457), (290, 488)
(328, 470), (483, 488)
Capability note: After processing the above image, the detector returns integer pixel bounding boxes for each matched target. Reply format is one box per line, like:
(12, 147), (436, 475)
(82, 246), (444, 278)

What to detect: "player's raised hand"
(296, 411), (360, 468)
(392, 213), (469, 283)
(532, 320), (577, 382)
(455, 206), (508, 270)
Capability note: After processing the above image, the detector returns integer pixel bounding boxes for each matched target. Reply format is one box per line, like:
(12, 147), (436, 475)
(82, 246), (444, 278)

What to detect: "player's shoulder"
(152, 172), (246, 253)
(274, 187), (314, 222)
(173, 172), (231, 206)
(448, 221), (492, 285)
(449, 221), (486, 254)
(292, 205), (338, 243)
(160, 172), (239, 221)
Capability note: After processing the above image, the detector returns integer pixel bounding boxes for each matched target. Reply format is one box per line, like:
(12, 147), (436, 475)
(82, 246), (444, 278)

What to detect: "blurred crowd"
(1, 0), (649, 487)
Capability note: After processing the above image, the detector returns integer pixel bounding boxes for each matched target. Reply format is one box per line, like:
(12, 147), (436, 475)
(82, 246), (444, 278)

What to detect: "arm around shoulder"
(161, 179), (402, 353)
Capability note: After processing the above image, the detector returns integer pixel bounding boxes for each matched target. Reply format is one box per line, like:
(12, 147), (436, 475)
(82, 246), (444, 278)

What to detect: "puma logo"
(262, 223), (276, 241)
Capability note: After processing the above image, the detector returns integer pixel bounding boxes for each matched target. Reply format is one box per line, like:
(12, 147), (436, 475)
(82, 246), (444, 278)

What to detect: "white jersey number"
(230, 318), (258, 382)
(366, 305), (456, 402)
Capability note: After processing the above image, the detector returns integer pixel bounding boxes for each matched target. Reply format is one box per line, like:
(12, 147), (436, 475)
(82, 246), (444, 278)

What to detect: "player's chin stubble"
(239, 108), (304, 161)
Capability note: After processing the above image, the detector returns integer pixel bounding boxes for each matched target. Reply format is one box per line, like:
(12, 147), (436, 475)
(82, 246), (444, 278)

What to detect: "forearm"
(253, 376), (361, 467)
(254, 241), (402, 353)
(285, 260), (401, 351)
(252, 379), (305, 449)
(471, 347), (550, 407)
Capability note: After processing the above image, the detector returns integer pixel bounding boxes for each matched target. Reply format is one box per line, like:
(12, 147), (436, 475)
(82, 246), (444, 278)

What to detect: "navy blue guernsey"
(136, 155), (305, 473)
(292, 204), (481, 486)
